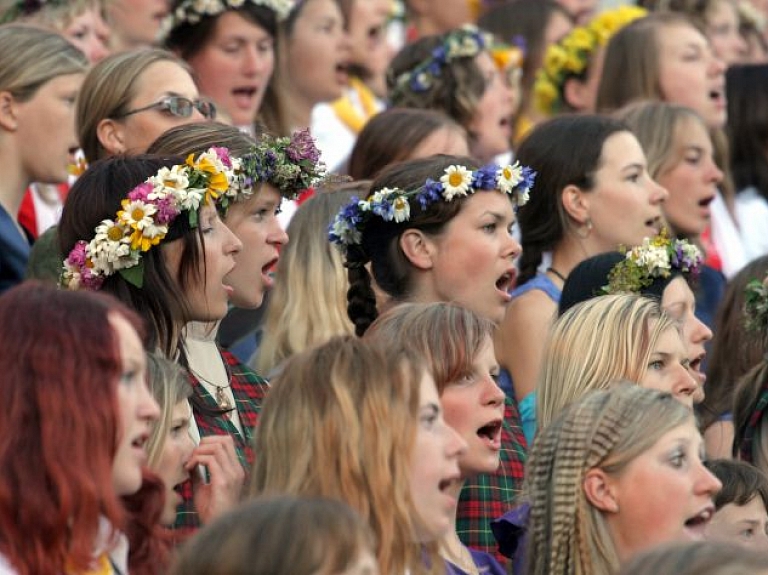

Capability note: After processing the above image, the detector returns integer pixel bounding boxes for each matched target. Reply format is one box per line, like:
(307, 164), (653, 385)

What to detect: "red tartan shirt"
(173, 348), (270, 533)
(456, 395), (527, 565)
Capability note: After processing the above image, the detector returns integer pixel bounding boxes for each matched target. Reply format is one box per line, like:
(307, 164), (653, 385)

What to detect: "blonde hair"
(170, 496), (376, 575)
(526, 383), (693, 575)
(364, 301), (495, 394)
(249, 335), (439, 575)
(0, 0), (100, 31)
(538, 294), (678, 429)
(615, 100), (707, 180)
(145, 351), (192, 468)
(76, 48), (191, 161)
(0, 24), (87, 102)
(252, 183), (362, 376)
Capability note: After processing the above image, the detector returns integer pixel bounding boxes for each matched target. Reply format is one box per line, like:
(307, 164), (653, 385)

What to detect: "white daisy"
(440, 165), (473, 201)
(393, 196), (410, 223)
(497, 162), (524, 194)
(119, 199), (157, 231)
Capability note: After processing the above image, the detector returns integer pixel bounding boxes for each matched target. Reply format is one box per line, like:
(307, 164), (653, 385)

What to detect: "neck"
(440, 479), (475, 571)
(546, 235), (592, 286)
(0, 143), (30, 218)
(280, 77), (316, 133)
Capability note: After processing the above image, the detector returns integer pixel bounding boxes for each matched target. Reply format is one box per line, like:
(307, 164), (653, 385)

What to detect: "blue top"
(510, 272), (561, 302)
(500, 273), (561, 445)
(0, 204), (31, 293)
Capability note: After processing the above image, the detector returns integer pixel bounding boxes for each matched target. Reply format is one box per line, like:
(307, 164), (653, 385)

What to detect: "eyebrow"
(621, 162), (645, 173)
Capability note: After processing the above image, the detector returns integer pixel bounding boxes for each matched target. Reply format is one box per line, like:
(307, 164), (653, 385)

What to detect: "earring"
(576, 218), (593, 240)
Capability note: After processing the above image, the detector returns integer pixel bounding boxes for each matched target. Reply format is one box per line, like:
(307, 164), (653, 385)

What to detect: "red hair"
(0, 281), (145, 575)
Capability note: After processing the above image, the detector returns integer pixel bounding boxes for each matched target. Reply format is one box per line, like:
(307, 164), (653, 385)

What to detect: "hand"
(187, 435), (245, 524)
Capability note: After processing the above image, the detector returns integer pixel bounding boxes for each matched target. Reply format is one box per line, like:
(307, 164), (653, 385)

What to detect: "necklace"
(547, 266), (567, 283)
(189, 364), (234, 411)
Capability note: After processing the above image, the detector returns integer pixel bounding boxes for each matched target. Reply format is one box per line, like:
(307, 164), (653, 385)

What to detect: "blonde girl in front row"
(250, 336), (465, 575)
(526, 384), (721, 575)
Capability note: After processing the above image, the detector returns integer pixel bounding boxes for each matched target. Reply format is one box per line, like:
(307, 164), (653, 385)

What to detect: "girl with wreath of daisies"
(144, 119), (324, 523)
(58, 146), (253, 533)
(329, 153), (533, 562)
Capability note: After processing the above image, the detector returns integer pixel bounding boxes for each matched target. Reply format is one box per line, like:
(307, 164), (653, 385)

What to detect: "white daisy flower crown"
(165, 0), (295, 31)
(61, 147), (242, 291)
(328, 162), (536, 251)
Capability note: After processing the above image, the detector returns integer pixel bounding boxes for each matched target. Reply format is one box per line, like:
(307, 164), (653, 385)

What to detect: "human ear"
(0, 91), (19, 131)
(561, 183), (591, 226)
(583, 468), (620, 513)
(96, 118), (126, 155)
(399, 228), (435, 271)
(564, 77), (589, 112)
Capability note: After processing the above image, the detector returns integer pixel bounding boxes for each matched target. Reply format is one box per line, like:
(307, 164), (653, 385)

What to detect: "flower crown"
(602, 230), (702, 295)
(744, 273), (768, 335)
(164, 0), (295, 31)
(219, 128), (325, 212)
(328, 162), (536, 250)
(534, 5), (647, 115)
(389, 24), (493, 99)
(61, 148), (240, 291)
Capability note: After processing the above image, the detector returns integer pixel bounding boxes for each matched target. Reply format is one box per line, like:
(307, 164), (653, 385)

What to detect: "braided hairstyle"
(514, 115), (628, 285)
(525, 383), (693, 575)
(344, 154), (481, 336)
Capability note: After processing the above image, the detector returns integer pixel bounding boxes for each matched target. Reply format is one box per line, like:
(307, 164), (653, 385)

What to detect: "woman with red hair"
(0, 282), (160, 575)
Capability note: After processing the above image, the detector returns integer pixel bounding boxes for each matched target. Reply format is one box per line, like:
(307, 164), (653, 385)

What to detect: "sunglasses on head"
(118, 96), (217, 120)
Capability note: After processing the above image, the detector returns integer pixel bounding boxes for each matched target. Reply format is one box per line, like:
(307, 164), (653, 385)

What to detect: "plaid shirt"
(457, 395), (527, 564)
(173, 348), (270, 532)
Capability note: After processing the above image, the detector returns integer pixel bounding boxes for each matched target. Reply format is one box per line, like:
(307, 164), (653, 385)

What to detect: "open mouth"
(477, 420), (503, 449)
(699, 195), (715, 213)
(496, 269), (516, 294)
(708, 87), (726, 107)
(689, 353), (706, 385)
(131, 433), (149, 455)
(232, 87), (258, 108)
(645, 216), (663, 234)
(684, 506), (713, 539)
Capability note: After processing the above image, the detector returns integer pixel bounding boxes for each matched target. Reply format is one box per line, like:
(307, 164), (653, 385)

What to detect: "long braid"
(345, 245), (378, 337)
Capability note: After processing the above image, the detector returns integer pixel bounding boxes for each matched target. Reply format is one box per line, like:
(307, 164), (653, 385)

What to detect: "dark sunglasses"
(118, 96), (217, 120)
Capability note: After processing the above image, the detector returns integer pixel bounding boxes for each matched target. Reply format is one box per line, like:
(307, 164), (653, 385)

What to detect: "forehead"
(658, 23), (708, 53)
(598, 131), (643, 168)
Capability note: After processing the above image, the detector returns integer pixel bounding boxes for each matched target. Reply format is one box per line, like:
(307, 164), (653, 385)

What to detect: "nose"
(445, 422), (468, 459)
(649, 178), (669, 203)
(182, 429), (196, 461)
(505, 230), (522, 260)
(268, 217), (289, 247)
(708, 159), (724, 185)
(484, 375), (505, 407)
(673, 365), (698, 407)
(696, 461), (722, 496)
(224, 223), (243, 256)
(708, 52), (727, 77)
(241, 45), (265, 76)
(338, 28), (353, 55)
(89, 38), (110, 64)
(688, 314), (713, 345)
(140, 383), (161, 422)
